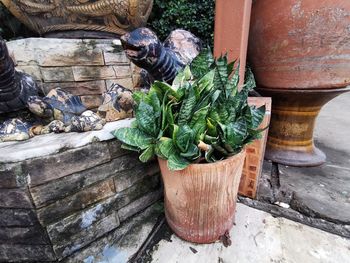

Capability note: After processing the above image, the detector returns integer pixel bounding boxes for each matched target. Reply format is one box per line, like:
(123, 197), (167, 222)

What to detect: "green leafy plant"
(114, 50), (266, 171)
(148, 0), (215, 47)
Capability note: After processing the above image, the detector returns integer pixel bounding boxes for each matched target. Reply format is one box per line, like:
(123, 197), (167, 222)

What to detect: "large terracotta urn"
(248, 0), (350, 166)
(158, 150), (246, 243)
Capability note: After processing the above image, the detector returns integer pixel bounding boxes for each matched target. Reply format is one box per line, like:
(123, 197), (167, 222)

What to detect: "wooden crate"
(239, 97), (271, 198)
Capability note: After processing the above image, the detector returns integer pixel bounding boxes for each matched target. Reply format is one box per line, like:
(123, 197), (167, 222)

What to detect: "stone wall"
(0, 121), (162, 262)
(6, 38), (141, 110)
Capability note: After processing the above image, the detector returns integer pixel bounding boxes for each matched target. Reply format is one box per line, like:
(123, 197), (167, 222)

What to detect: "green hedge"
(148, 0), (215, 47)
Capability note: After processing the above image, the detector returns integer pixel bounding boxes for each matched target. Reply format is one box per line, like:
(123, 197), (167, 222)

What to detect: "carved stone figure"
(0, 37), (38, 114)
(0, 0), (153, 37)
(97, 83), (134, 122)
(27, 88), (87, 125)
(121, 27), (202, 83)
(0, 118), (32, 142)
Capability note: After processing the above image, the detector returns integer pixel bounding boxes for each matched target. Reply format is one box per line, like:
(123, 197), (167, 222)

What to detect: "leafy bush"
(114, 50), (266, 171)
(148, 0), (215, 46)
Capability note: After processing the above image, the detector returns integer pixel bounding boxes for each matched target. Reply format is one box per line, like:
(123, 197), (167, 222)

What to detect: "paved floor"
(150, 204), (350, 263)
(273, 92), (350, 225)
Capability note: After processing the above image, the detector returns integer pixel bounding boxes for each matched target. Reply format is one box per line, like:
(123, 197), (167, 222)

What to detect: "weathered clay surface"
(249, 0), (350, 90)
(158, 150), (246, 243)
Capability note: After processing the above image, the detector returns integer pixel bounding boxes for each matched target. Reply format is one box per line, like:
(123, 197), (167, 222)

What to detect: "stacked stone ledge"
(0, 121), (162, 262)
(6, 38), (142, 110)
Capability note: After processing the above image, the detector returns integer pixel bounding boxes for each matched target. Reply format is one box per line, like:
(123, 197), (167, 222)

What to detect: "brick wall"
(6, 38), (141, 110)
(0, 137), (161, 262)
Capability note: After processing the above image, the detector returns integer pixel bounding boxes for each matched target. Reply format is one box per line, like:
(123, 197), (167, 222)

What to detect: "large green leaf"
(136, 101), (158, 136)
(172, 66), (192, 90)
(156, 137), (175, 159)
(139, 145), (155, 162)
(174, 125), (194, 152)
(225, 119), (248, 146)
(114, 128), (153, 150)
(146, 90), (161, 117)
(191, 48), (214, 79)
(178, 86), (197, 125)
(249, 105), (266, 129)
(190, 105), (210, 141)
(180, 143), (200, 160)
(152, 81), (181, 100)
(168, 154), (190, 171)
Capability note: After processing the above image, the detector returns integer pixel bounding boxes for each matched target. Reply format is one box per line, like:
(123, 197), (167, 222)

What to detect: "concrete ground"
(150, 204), (350, 263)
(257, 92), (350, 227)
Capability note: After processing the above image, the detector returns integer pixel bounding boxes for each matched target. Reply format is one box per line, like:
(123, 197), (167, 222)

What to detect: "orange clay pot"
(248, 0), (350, 166)
(158, 149), (246, 243)
(248, 0), (350, 90)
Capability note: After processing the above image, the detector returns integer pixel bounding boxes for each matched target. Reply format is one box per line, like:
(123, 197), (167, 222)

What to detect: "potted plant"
(114, 50), (266, 243)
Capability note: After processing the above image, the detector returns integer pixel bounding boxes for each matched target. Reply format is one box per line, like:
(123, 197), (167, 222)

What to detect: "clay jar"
(248, 0), (350, 166)
(158, 150), (246, 243)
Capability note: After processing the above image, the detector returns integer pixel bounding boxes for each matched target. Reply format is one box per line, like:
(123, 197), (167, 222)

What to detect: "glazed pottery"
(158, 150), (246, 243)
(249, 0), (350, 166)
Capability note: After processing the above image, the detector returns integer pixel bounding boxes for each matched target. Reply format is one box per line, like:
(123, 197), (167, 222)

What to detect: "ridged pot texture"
(248, 0), (350, 90)
(158, 150), (246, 244)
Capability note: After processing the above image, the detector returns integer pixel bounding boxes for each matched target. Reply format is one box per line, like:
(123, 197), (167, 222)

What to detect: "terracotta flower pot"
(158, 149), (246, 243)
(248, 0), (350, 166)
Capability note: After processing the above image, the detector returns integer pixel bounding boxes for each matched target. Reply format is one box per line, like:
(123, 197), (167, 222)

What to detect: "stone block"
(118, 189), (162, 222)
(24, 142), (111, 186)
(105, 77), (134, 90)
(0, 244), (56, 262)
(104, 51), (130, 65)
(6, 39), (36, 66)
(0, 208), (38, 227)
(58, 216), (118, 259)
(53, 213), (120, 258)
(72, 66), (116, 81)
(41, 67), (75, 82)
(30, 154), (140, 208)
(37, 179), (115, 226)
(0, 225), (50, 245)
(81, 95), (103, 109)
(0, 188), (33, 209)
(16, 65), (42, 81)
(42, 80), (107, 96)
(106, 139), (129, 159)
(47, 201), (120, 245)
(0, 162), (26, 188)
(114, 161), (159, 192)
(114, 173), (161, 210)
(64, 203), (162, 263)
(113, 65), (132, 78)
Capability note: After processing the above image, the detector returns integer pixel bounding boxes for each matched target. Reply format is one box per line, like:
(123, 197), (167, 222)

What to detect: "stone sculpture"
(0, 36), (107, 141)
(0, 37), (38, 114)
(121, 27), (202, 83)
(97, 84), (134, 122)
(27, 88), (106, 134)
(0, 0), (153, 37)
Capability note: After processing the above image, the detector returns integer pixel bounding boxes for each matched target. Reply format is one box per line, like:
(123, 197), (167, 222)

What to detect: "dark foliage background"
(148, 0), (215, 47)
(0, 3), (34, 40)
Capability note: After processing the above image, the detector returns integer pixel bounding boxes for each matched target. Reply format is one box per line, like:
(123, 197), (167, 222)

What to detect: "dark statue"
(121, 27), (202, 83)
